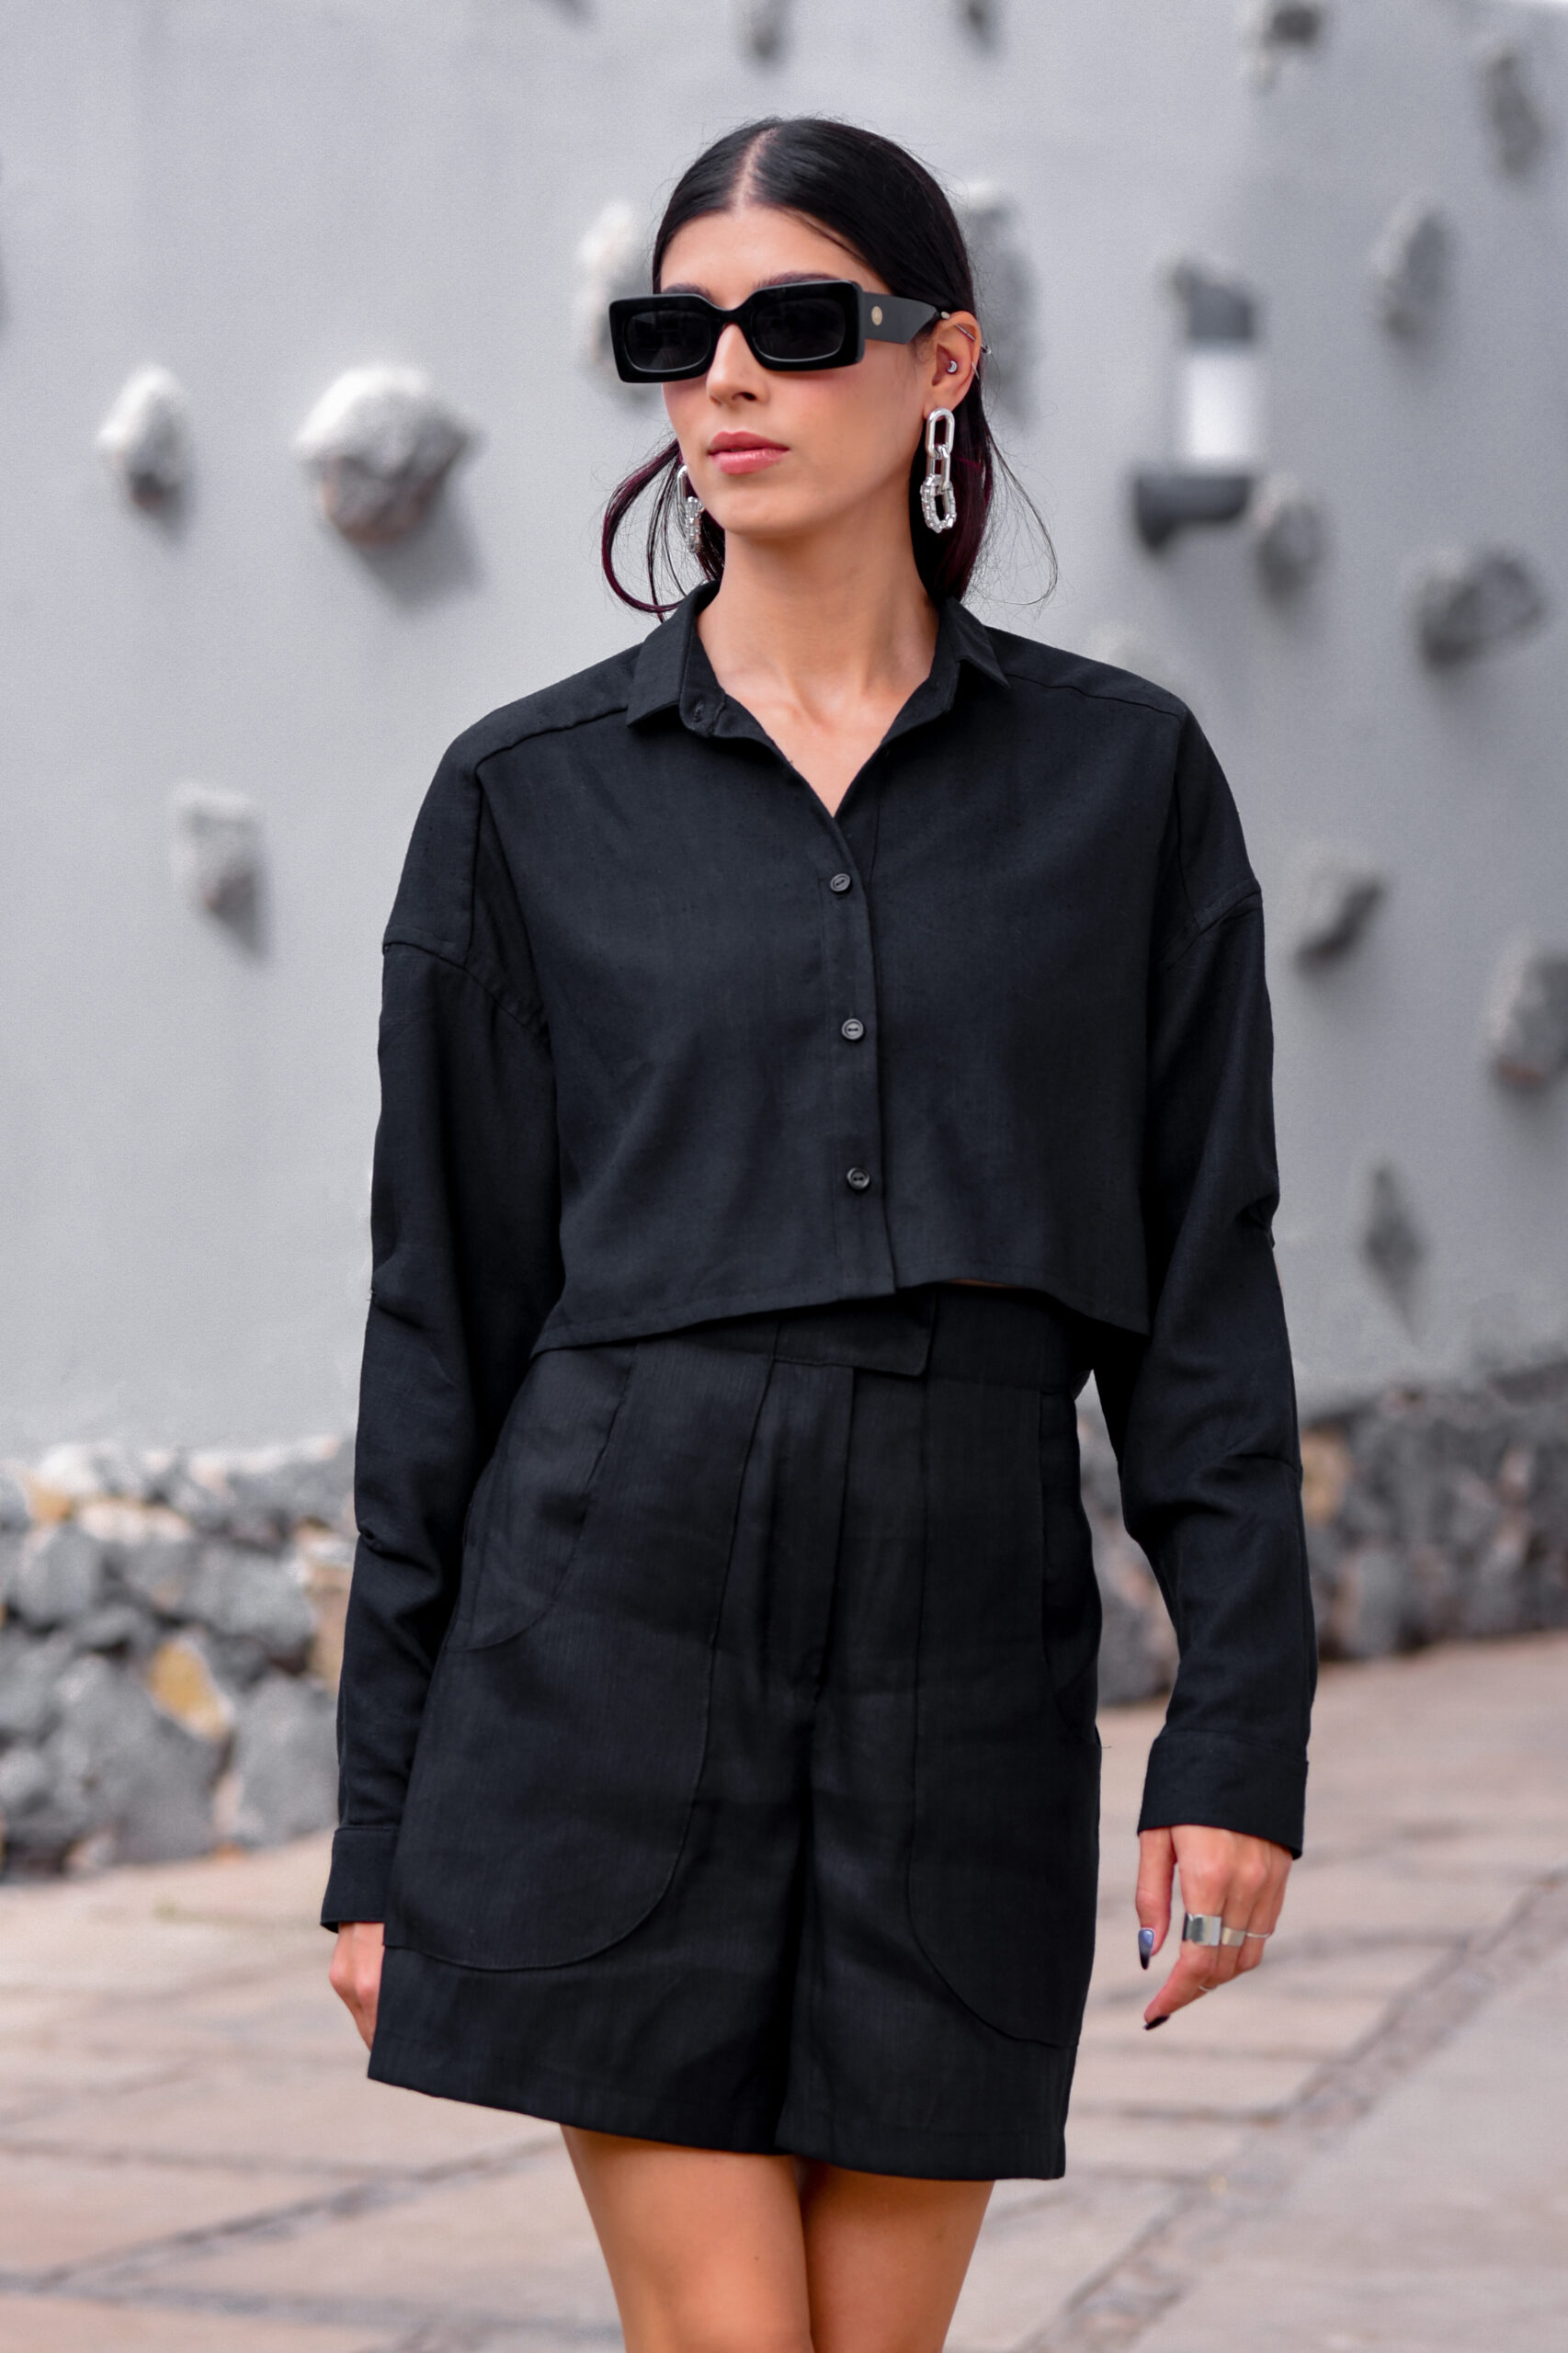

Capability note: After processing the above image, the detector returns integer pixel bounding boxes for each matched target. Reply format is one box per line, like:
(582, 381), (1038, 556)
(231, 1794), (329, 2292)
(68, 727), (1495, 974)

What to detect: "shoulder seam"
(994, 661), (1188, 722)
(468, 696), (631, 768)
(1154, 879), (1262, 972)
(381, 934), (550, 1044)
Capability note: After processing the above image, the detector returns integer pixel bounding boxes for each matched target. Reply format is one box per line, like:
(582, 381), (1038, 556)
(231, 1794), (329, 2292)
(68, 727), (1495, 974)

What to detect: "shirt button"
(840, 1017), (865, 1041)
(846, 1165), (871, 1191)
(828, 871), (853, 893)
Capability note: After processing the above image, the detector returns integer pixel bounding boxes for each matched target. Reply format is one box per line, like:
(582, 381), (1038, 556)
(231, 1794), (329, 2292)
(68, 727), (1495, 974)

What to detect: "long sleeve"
(1090, 711), (1317, 1857)
(321, 745), (563, 1928)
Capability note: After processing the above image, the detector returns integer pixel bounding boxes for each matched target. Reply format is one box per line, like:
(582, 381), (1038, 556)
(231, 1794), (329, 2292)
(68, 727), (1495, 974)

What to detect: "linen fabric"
(323, 585), (1317, 1937)
(367, 1283), (1094, 2180)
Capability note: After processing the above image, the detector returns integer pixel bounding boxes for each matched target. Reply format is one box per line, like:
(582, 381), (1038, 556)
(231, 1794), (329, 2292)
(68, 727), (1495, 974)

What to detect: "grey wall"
(2, 0), (1565, 1450)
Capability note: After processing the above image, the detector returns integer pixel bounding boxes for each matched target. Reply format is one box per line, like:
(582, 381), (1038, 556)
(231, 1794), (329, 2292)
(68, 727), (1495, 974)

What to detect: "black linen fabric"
(367, 1285), (1093, 2179)
(324, 585), (1316, 1932)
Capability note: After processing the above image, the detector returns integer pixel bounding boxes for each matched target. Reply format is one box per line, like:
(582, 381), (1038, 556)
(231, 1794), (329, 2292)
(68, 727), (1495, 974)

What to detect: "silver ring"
(1244, 1928), (1273, 1940)
(1182, 1913), (1249, 1949)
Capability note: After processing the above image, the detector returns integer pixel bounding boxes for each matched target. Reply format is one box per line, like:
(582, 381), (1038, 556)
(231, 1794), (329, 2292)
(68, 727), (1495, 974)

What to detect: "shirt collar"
(625, 581), (1010, 735)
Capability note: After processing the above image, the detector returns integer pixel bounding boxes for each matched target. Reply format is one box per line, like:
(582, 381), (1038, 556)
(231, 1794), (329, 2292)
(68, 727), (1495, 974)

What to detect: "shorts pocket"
(907, 1378), (1101, 2045)
(460, 1341), (638, 1652)
(386, 1337), (774, 1970)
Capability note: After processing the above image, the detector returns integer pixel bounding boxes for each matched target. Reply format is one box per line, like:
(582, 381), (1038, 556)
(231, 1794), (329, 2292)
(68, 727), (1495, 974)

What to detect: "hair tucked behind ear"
(599, 116), (1055, 617)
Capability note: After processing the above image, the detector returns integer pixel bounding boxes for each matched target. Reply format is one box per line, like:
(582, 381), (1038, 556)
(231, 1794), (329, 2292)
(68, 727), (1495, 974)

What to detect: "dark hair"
(600, 116), (1055, 616)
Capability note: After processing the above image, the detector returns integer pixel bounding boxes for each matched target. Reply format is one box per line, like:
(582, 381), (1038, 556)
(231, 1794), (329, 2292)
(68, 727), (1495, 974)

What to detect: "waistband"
(672, 1283), (1089, 1392)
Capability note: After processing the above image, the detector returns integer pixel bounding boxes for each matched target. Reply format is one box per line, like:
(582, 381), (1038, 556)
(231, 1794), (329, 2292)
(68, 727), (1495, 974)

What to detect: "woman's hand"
(329, 1920), (385, 2050)
(1136, 1825), (1291, 2028)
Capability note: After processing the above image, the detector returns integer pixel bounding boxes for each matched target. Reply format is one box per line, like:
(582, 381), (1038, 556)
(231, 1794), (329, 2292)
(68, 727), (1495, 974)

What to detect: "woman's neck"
(696, 517), (939, 723)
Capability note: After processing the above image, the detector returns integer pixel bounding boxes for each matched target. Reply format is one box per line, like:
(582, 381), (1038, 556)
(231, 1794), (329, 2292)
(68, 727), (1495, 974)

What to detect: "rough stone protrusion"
(1361, 1161), (1426, 1323)
(145, 1633), (237, 1745)
(225, 1675), (339, 1847)
(169, 782), (262, 926)
(574, 201), (649, 383)
(294, 367), (475, 545)
(82, 1501), (201, 1617)
(210, 1437), (354, 1537)
(0, 1471), (30, 1532)
(0, 1744), (53, 1830)
(1410, 548), (1548, 665)
(95, 366), (191, 506)
(33, 1441), (157, 1506)
(1251, 473), (1327, 592)
(46, 1654), (220, 1867)
(956, 0), (1000, 39)
(184, 1544), (316, 1671)
(1369, 196), (1450, 337)
(74, 1602), (158, 1660)
(0, 1630), (73, 1745)
(1478, 38), (1550, 176)
(1483, 938), (1568, 1087)
(1290, 846), (1387, 962)
(4, 1523), (106, 1631)
(734, 0), (790, 59)
(1243, 0), (1328, 89)
(954, 184), (1033, 420)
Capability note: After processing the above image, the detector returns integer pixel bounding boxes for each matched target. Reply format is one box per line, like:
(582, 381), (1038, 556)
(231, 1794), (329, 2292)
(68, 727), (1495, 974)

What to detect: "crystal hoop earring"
(920, 408), (958, 535)
(676, 464), (704, 557)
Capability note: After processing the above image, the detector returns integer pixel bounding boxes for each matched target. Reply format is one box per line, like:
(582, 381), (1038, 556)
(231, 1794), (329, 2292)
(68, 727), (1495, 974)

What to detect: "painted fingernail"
(1138, 1927), (1154, 1970)
(1143, 2015), (1168, 2031)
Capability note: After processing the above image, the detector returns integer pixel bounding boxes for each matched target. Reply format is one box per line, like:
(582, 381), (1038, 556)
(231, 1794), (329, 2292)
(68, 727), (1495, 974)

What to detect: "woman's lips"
(710, 441), (788, 475)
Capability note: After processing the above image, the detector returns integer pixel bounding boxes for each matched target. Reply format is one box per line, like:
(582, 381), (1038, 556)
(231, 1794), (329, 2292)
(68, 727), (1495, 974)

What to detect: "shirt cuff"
(320, 1824), (400, 1929)
(1137, 1727), (1307, 1859)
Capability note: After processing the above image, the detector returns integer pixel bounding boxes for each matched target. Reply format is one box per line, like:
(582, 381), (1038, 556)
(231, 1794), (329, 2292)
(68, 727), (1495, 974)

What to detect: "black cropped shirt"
(324, 585), (1316, 1928)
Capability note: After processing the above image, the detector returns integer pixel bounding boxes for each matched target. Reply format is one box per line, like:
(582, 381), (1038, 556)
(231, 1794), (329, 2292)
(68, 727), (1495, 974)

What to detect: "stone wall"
(1086, 1359), (1568, 1703)
(0, 1440), (352, 1877)
(3, 1360), (1565, 1875)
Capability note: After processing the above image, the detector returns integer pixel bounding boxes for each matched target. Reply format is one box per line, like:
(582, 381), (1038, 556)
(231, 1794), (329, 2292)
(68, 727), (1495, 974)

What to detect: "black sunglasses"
(607, 280), (942, 382)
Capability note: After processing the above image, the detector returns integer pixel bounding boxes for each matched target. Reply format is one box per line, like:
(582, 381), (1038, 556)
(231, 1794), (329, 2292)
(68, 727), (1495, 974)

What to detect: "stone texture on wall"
(1083, 1358), (1568, 1702)
(0, 1439), (351, 1878)
(4, 1359), (1566, 1873)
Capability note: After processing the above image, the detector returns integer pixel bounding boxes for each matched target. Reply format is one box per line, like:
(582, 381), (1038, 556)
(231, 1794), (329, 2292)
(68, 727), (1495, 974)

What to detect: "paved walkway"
(1, 1634), (1563, 2353)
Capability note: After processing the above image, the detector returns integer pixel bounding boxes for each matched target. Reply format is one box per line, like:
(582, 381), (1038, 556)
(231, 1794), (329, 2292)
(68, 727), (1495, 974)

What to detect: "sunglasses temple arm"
(859, 291), (944, 344)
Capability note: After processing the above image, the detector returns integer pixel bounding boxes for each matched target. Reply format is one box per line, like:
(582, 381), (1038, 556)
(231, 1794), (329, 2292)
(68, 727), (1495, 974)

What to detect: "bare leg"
(801, 2160), (993, 2353)
(562, 2126), (992, 2353)
(562, 2128), (813, 2353)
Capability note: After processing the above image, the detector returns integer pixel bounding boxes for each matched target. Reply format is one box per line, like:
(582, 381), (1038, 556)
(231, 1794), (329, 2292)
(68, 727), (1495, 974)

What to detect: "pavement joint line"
(0, 2135), (446, 2177)
(0, 2271), (626, 2346)
(0, 2131), (567, 2302)
(1022, 1863), (1568, 2351)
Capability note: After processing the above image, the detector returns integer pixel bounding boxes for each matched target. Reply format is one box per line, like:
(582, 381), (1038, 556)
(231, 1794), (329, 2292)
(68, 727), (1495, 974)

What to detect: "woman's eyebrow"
(656, 270), (846, 298)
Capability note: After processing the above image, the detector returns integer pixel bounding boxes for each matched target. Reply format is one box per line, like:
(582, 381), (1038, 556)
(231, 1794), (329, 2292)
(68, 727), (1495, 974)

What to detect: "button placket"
(816, 847), (893, 1289)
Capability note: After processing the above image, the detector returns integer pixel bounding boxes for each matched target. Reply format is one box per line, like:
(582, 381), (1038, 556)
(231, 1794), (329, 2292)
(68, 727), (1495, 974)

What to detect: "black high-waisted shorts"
(369, 1281), (1104, 2181)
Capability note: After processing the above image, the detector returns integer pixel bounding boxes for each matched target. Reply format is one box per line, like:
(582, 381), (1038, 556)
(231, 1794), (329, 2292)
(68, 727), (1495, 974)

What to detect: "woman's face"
(657, 204), (979, 554)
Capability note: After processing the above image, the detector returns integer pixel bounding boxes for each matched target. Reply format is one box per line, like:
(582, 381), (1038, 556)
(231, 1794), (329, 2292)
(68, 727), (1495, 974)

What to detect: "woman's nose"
(707, 322), (759, 399)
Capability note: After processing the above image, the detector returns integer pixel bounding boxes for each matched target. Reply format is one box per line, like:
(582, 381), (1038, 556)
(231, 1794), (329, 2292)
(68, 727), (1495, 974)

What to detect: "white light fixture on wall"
(1133, 260), (1265, 551)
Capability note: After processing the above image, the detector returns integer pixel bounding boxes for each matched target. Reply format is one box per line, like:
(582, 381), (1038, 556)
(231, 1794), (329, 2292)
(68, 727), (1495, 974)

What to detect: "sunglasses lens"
(620, 302), (712, 377)
(749, 292), (850, 366)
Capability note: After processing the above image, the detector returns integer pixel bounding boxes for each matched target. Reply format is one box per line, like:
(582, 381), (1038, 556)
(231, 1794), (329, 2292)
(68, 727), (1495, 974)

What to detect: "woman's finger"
(1134, 1828), (1176, 1967)
(1142, 1939), (1223, 2025)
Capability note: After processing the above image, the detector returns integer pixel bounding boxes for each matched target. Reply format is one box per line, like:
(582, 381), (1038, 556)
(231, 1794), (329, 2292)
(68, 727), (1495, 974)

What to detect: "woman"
(324, 117), (1314, 2353)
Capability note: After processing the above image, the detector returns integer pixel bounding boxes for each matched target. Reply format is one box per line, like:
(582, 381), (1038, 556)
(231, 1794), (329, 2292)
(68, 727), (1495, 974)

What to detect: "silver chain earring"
(676, 465), (705, 557)
(920, 408), (958, 534)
